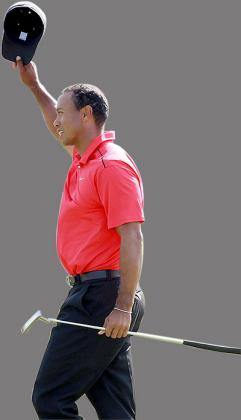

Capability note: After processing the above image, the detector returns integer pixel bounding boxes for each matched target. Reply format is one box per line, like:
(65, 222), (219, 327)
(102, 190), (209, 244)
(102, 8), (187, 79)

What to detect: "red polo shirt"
(56, 131), (145, 275)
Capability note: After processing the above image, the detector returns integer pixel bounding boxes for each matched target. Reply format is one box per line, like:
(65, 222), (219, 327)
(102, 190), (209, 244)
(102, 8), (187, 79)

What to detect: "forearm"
(115, 233), (144, 311)
(29, 81), (58, 138)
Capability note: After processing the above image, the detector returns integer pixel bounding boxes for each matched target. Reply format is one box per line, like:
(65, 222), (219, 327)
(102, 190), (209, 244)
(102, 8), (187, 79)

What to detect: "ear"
(81, 105), (93, 121)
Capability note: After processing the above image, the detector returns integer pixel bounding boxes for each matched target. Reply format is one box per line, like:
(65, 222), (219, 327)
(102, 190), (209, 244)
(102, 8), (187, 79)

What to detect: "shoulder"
(96, 142), (127, 164)
(94, 160), (143, 193)
(98, 142), (142, 175)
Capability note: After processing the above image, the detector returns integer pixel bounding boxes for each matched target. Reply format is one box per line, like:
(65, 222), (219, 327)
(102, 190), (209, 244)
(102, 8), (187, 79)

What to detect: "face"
(54, 92), (86, 146)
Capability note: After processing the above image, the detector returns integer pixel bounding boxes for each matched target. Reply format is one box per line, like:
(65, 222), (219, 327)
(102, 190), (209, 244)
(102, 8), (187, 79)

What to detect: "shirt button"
(77, 165), (80, 168)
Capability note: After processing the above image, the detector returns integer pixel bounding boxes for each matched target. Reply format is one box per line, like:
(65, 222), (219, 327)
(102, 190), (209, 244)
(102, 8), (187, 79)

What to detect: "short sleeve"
(96, 165), (145, 229)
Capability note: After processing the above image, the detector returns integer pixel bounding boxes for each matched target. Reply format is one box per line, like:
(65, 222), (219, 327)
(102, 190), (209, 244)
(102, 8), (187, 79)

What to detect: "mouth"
(58, 129), (64, 136)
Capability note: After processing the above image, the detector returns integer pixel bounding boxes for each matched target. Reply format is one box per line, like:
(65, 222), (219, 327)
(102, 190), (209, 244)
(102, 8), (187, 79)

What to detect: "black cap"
(2, 2), (46, 65)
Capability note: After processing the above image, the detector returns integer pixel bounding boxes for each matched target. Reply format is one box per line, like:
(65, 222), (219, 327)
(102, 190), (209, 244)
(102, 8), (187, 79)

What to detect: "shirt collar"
(73, 130), (115, 165)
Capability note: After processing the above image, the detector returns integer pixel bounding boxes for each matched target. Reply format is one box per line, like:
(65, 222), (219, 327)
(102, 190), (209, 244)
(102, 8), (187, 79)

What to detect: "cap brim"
(2, 32), (38, 65)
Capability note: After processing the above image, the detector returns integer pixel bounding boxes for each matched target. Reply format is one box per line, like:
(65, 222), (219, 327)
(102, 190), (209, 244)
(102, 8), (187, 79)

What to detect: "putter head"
(21, 310), (44, 334)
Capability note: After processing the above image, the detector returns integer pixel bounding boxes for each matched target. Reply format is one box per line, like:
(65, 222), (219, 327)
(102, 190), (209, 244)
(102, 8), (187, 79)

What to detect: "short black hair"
(62, 83), (109, 128)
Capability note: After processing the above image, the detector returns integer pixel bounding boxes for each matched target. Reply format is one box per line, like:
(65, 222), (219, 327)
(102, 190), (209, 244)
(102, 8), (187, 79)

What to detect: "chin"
(63, 138), (73, 146)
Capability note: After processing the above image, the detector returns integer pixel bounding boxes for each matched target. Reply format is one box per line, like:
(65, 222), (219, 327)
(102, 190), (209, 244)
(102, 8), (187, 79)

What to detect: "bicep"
(115, 222), (143, 237)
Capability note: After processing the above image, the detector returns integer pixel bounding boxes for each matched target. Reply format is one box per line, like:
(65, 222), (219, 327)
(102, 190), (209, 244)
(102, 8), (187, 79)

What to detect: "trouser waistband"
(65, 269), (120, 287)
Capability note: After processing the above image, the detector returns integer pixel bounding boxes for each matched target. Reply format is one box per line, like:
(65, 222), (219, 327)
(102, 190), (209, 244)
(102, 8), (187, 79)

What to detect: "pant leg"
(32, 278), (144, 419)
(86, 290), (145, 420)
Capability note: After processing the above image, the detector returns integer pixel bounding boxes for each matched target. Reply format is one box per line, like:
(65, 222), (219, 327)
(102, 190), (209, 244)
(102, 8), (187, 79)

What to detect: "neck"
(75, 126), (104, 155)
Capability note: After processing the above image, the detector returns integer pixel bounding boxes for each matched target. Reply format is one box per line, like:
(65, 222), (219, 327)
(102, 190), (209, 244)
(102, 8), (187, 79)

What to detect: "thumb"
(16, 56), (24, 69)
(98, 316), (108, 335)
(98, 328), (105, 335)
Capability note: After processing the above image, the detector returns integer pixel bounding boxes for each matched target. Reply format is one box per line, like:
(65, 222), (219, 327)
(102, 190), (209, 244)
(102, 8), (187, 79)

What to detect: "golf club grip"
(183, 340), (241, 355)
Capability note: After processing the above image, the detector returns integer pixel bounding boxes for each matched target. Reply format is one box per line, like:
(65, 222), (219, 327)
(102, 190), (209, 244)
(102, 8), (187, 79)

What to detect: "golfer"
(12, 56), (145, 420)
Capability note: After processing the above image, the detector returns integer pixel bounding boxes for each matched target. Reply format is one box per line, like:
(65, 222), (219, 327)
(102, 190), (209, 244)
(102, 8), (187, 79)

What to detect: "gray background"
(1, 0), (240, 419)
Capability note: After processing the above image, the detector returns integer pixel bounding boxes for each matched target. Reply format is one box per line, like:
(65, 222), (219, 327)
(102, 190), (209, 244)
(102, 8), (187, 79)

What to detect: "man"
(12, 56), (145, 420)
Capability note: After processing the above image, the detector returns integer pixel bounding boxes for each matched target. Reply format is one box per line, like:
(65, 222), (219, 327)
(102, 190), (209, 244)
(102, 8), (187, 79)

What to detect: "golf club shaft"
(47, 318), (182, 344)
(46, 318), (241, 355)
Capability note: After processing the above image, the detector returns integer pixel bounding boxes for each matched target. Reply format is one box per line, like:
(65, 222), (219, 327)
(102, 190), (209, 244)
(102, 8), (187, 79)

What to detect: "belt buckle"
(65, 274), (76, 287)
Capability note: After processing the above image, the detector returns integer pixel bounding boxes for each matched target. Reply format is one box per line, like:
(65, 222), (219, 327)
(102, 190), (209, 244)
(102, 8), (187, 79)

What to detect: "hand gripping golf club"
(21, 310), (241, 356)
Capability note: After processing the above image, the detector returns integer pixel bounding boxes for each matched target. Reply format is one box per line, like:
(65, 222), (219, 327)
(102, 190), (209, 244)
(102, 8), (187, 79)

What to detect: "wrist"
(114, 307), (132, 314)
(115, 294), (134, 312)
(29, 80), (40, 92)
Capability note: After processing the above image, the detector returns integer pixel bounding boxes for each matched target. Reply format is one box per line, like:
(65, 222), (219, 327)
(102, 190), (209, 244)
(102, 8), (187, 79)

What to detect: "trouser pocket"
(60, 283), (92, 316)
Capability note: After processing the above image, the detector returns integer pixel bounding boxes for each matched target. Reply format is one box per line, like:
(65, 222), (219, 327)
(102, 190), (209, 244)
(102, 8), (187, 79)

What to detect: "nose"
(53, 113), (62, 128)
(53, 117), (59, 128)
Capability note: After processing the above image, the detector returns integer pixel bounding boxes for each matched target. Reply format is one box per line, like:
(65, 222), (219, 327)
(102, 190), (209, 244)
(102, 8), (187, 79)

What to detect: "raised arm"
(11, 56), (73, 157)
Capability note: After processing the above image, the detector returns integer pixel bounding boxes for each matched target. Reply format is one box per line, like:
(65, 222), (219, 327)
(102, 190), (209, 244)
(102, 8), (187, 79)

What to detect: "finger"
(105, 325), (114, 338)
(11, 61), (16, 69)
(117, 328), (126, 339)
(117, 325), (130, 338)
(122, 329), (129, 338)
(111, 327), (122, 339)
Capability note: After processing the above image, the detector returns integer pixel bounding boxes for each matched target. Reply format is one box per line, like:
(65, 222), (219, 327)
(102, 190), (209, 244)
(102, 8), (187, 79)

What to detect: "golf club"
(21, 310), (240, 355)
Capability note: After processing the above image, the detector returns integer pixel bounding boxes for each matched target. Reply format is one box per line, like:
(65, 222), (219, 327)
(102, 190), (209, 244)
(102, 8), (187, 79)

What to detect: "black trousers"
(32, 275), (145, 419)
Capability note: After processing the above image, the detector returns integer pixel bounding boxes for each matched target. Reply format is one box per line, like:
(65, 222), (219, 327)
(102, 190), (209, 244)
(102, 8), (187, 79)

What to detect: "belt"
(65, 269), (120, 287)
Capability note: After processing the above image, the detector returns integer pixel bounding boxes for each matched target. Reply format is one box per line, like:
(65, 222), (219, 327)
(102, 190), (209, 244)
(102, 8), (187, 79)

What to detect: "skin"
(11, 56), (144, 339)
(99, 223), (143, 339)
(11, 56), (102, 157)
(54, 92), (104, 155)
